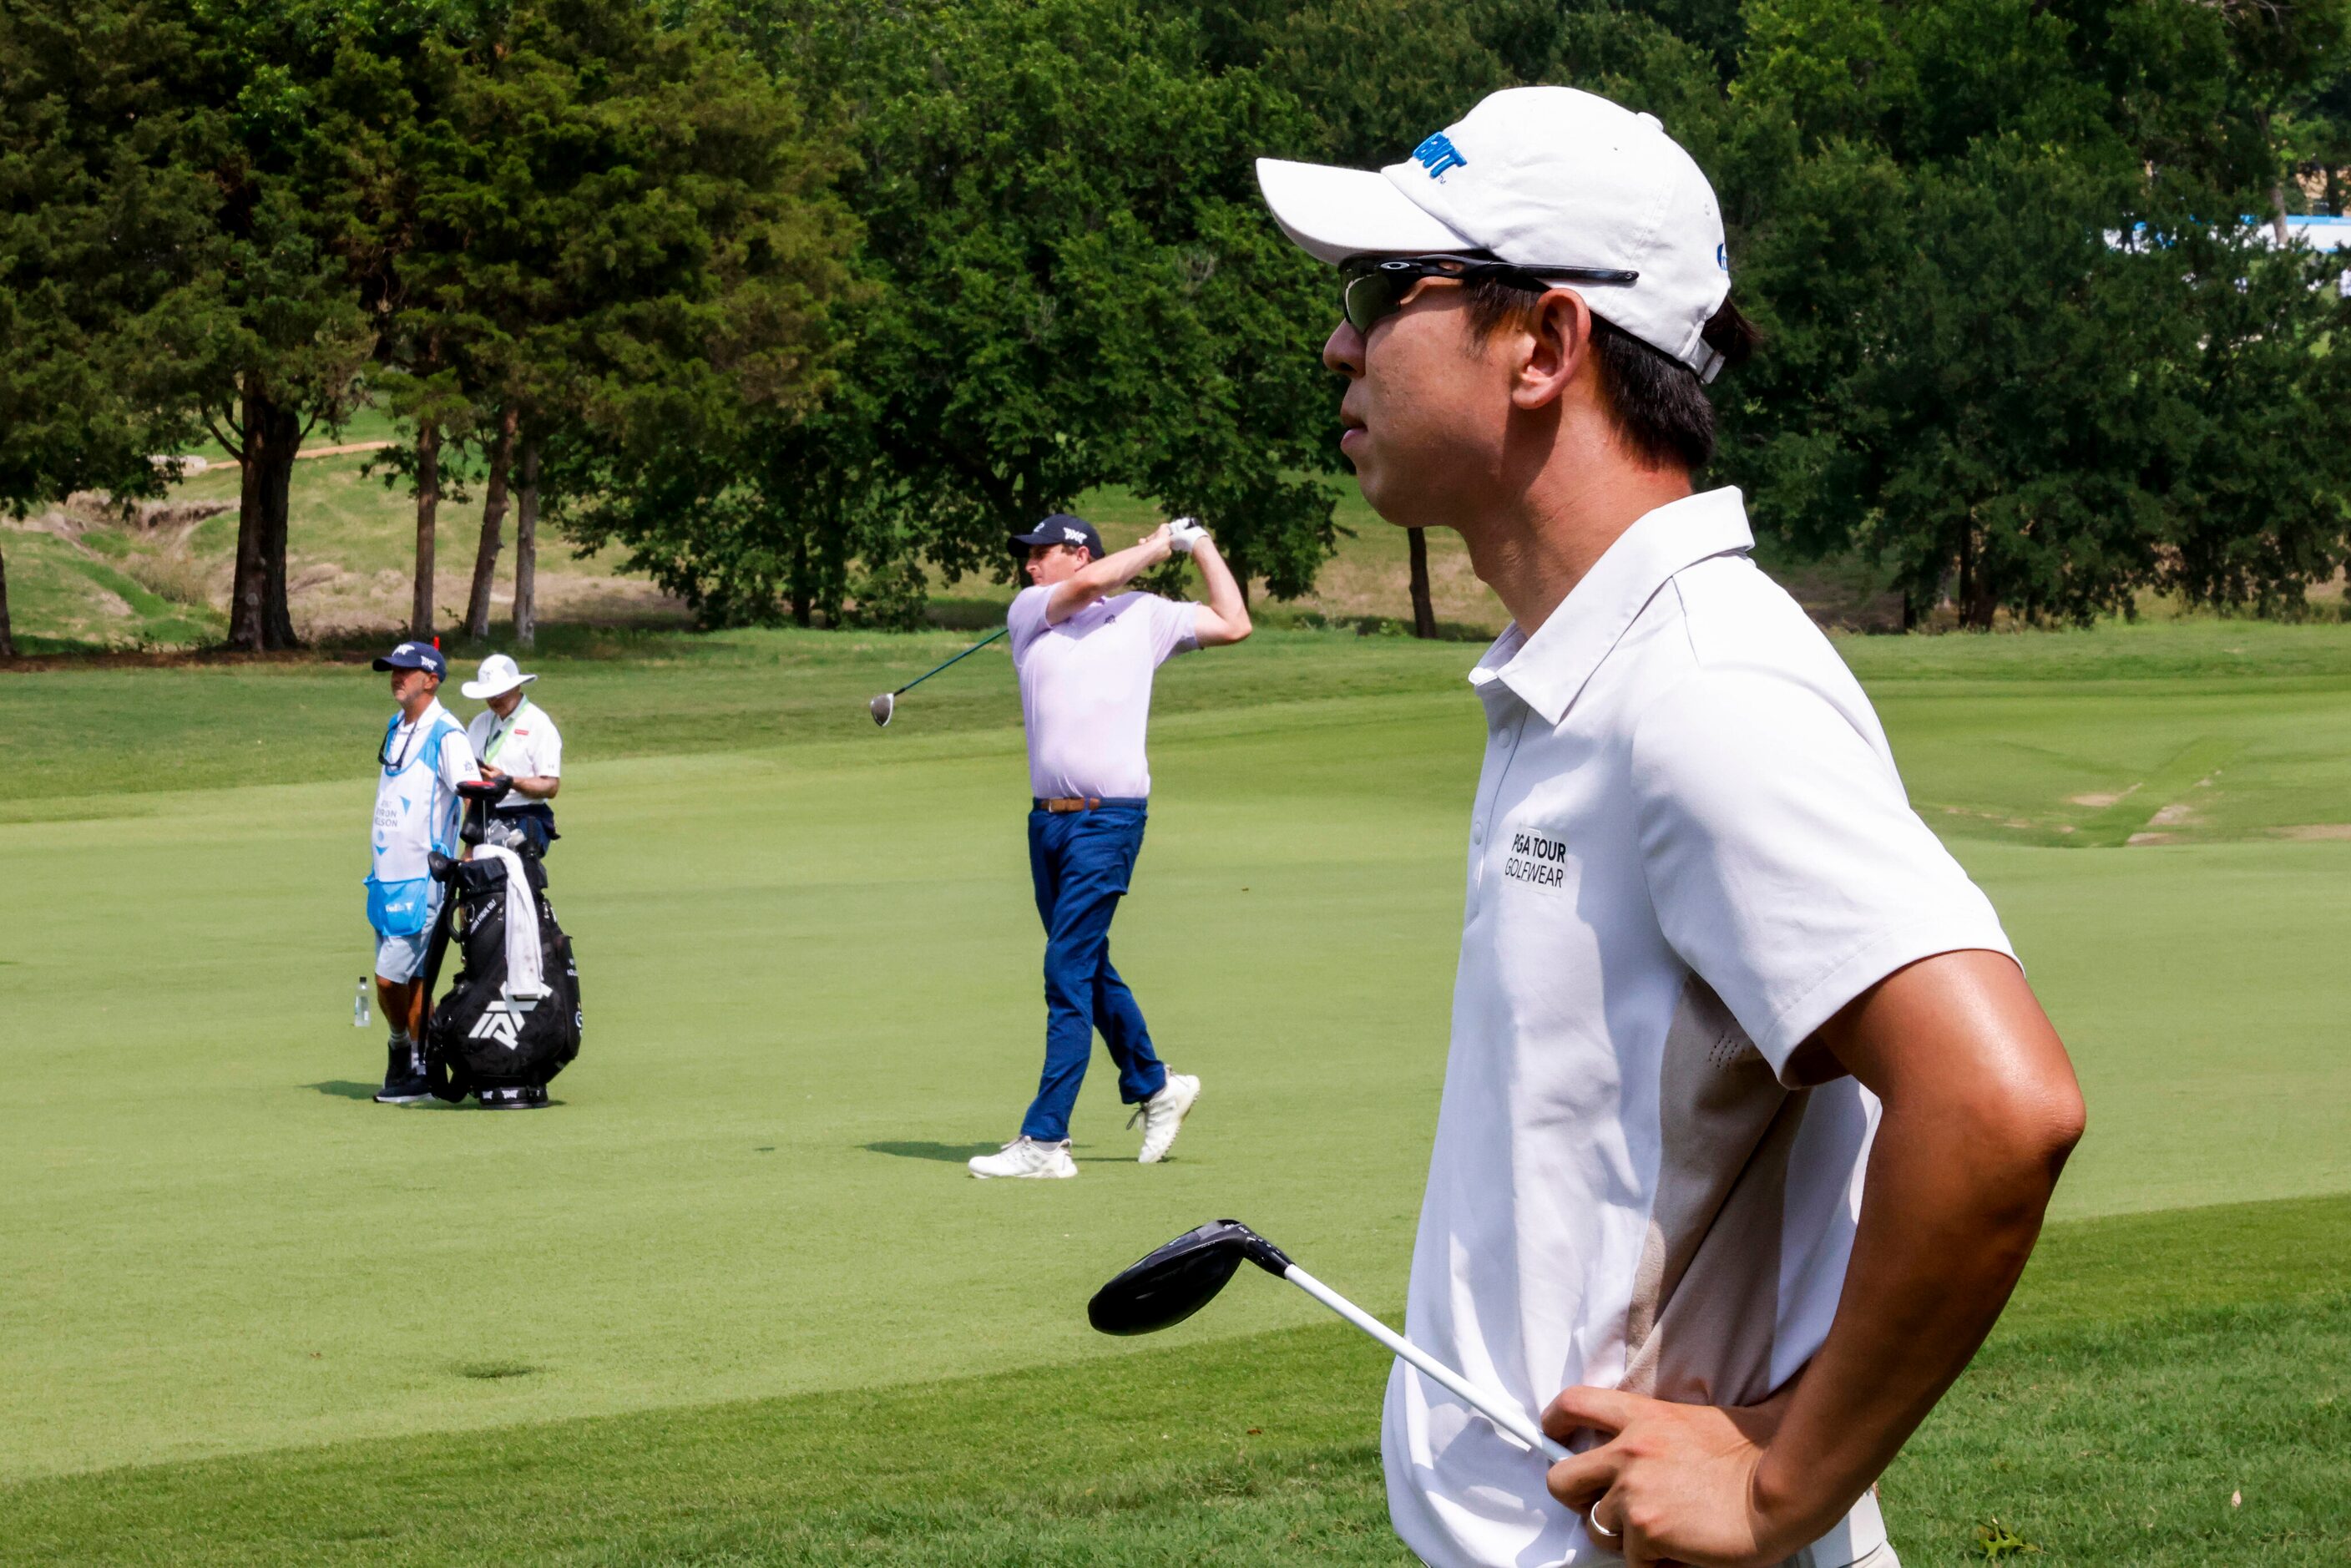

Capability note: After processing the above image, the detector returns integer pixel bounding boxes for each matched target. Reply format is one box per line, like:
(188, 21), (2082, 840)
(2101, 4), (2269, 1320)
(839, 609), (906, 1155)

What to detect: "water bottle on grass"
(352, 978), (371, 1029)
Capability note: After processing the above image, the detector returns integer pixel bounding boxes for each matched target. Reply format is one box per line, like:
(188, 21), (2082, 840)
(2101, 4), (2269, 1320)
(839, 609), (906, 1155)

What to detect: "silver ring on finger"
(1588, 1505), (1620, 1541)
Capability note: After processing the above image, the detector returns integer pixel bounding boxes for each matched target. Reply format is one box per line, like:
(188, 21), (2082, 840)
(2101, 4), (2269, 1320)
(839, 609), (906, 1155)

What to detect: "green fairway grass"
(1, 1196), (2342, 1565)
(3, 618), (2348, 1560)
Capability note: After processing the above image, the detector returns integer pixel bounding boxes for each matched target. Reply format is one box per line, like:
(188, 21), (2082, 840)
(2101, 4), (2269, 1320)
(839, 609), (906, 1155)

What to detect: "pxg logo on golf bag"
(1411, 132), (1468, 180)
(468, 992), (544, 1049)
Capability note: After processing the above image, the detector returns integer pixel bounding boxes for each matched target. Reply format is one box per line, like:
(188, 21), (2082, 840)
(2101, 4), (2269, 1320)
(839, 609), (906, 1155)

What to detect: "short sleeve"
(1146, 594), (1201, 665)
(437, 724), (481, 791)
(536, 715), (562, 777)
(1008, 586), (1053, 663)
(1630, 669), (2014, 1076)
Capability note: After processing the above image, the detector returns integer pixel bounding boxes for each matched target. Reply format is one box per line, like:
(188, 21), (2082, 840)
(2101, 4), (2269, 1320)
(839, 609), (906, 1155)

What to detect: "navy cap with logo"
(372, 640), (448, 679)
(1009, 513), (1105, 559)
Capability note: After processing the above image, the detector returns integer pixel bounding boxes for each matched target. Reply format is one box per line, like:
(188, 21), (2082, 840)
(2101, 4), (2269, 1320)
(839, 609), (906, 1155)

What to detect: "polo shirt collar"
(1469, 487), (1754, 726)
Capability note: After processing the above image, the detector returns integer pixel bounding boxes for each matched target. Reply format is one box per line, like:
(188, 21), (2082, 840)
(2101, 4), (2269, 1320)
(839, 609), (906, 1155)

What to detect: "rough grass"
(0, 1195), (2339, 1565)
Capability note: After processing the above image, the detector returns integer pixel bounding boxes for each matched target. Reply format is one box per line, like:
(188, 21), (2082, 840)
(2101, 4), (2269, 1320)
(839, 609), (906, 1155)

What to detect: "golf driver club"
(868, 626), (1009, 726)
(1089, 1220), (1570, 1464)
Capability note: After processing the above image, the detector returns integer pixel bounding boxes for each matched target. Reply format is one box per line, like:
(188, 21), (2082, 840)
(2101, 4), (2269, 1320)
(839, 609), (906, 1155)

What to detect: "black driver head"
(1086, 1220), (1294, 1336)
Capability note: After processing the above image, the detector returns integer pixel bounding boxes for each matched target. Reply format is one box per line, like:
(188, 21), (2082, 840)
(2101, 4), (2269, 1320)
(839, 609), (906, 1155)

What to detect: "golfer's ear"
(1513, 289), (1591, 412)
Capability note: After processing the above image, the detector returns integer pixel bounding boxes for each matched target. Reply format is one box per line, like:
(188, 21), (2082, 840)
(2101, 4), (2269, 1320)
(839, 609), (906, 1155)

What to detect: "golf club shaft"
(897, 626), (1008, 695)
(1282, 1265), (1571, 1464)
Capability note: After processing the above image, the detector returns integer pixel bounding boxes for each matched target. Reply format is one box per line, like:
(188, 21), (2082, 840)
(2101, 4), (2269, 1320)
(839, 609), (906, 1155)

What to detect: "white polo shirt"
(1384, 488), (2014, 1568)
(1009, 586), (1198, 800)
(466, 697), (563, 787)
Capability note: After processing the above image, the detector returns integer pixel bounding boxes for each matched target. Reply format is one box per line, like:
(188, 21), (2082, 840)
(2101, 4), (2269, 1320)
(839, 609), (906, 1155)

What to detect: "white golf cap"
(1256, 86), (1733, 380)
(460, 653), (538, 701)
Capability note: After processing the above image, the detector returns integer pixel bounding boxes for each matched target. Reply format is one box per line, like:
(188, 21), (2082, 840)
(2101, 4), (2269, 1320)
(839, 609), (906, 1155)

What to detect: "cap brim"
(1255, 158), (1475, 266)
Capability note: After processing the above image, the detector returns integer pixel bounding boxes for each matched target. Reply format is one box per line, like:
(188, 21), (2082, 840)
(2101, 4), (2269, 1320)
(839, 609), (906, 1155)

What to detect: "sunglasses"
(1337, 254), (1640, 335)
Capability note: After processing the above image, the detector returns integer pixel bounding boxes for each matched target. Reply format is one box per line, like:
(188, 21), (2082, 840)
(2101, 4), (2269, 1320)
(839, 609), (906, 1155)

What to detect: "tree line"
(4, 0), (2348, 657)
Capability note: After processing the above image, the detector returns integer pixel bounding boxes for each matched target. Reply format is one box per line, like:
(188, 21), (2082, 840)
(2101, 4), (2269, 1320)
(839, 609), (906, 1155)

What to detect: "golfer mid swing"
(968, 513), (1251, 1180)
(1258, 89), (2085, 1566)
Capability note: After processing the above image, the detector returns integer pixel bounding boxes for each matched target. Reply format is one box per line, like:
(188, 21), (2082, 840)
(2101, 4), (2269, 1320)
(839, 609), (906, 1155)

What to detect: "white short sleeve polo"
(1384, 488), (2012, 1568)
(467, 698), (562, 783)
(1009, 585), (1199, 800)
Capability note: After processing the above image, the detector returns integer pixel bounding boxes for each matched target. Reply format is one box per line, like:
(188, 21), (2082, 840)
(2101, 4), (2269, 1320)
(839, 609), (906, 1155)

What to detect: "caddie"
(364, 639), (480, 1105)
(967, 513), (1251, 1180)
(1256, 88), (2086, 1567)
(462, 653), (564, 856)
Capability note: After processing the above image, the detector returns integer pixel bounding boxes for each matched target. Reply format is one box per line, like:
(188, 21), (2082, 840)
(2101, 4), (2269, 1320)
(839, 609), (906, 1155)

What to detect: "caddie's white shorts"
(372, 888), (446, 983)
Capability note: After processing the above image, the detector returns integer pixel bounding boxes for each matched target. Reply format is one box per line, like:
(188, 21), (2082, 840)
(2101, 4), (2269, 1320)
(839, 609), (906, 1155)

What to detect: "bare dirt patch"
(2271, 823), (2351, 841)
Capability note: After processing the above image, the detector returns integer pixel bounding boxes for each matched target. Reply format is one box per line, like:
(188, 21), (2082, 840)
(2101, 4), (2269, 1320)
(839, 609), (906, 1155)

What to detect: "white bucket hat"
(460, 653), (538, 701)
(1256, 86), (1733, 380)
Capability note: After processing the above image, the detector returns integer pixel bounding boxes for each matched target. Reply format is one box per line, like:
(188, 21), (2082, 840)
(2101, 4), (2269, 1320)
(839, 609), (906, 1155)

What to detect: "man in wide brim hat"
(462, 653), (564, 856)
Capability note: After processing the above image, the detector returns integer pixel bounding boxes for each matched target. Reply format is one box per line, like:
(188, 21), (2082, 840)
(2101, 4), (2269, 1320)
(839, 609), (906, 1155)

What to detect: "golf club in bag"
(868, 626), (1009, 726)
(418, 779), (582, 1109)
(1089, 1220), (1570, 1464)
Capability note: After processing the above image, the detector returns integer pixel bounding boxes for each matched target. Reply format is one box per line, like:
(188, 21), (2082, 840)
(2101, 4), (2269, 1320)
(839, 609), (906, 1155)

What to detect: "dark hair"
(1462, 279), (1759, 473)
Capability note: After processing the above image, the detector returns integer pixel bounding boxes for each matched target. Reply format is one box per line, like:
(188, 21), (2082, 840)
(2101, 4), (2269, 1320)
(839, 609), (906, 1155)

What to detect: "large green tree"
(589, 0), (1340, 630)
(1714, 0), (2351, 625)
(0, 0), (212, 655)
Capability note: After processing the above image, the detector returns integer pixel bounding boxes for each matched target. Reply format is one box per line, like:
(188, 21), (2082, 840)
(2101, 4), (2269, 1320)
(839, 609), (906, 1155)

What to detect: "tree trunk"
(1959, 529), (1998, 630)
(465, 405), (518, 641)
(228, 381), (302, 651)
(790, 528), (812, 628)
(0, 542), (14, 658)
(2271, 180), (2291, 246)
(513, 437), (539, 650)
(1406, 527), (1438, 639)
(412, 422), (441, 637)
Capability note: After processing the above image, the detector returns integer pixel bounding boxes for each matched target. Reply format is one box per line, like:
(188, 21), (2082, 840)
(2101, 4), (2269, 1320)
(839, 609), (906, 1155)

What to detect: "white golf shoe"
(1131, 1073), (1201, 1164)
(968, 1136), (1078, 1180)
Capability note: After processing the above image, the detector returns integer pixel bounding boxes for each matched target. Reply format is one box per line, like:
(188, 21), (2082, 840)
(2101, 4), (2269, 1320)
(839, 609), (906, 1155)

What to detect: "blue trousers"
(1020, 801), (1167, 1142)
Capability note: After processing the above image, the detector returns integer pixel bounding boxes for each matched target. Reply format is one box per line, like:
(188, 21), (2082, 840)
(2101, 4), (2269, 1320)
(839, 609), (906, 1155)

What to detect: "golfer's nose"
(1322, 321), (1364, 377)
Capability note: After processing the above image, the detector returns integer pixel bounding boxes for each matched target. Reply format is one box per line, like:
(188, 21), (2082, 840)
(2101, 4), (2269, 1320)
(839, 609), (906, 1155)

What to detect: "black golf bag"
(422, 784), (582, 1101)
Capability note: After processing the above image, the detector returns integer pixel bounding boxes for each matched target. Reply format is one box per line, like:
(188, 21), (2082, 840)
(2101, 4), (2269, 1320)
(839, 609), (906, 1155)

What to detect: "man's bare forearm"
(1047, 532), (1171, 621)
(1755, 952), (2084, 1540)
(1191, 539), (1251, 643)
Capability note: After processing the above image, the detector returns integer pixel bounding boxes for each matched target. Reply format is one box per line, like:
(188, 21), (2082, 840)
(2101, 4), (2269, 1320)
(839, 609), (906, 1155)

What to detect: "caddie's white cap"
(1256, 86), (1733, 380)
(460, 652), (538, 701)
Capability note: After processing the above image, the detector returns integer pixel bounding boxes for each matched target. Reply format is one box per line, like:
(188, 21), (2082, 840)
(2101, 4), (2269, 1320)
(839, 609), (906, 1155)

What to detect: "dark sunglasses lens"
(1342, 269), (1403, 334)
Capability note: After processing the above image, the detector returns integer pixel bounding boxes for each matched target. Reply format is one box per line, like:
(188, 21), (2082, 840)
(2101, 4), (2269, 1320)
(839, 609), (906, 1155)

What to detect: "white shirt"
(467, 697), (563, 792)
(1009, 585), (1198, 800)
(1384, 489), (2014, 1568)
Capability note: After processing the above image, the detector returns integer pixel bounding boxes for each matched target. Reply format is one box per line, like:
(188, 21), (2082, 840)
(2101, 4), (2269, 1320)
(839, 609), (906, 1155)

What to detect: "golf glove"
(1167, 517), (1211, 555)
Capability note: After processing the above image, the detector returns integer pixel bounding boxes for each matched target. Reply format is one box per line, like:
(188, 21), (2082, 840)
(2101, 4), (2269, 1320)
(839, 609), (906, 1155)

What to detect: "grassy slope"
(2, 621), (2348, 1558)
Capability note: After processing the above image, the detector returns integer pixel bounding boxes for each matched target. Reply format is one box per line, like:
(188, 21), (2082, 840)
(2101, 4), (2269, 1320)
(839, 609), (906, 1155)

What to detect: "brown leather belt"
(1037, 797), (1105, 813)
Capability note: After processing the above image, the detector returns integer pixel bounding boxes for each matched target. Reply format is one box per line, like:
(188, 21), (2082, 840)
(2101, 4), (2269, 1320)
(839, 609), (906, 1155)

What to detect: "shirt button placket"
(1469, 705), (1528, 908)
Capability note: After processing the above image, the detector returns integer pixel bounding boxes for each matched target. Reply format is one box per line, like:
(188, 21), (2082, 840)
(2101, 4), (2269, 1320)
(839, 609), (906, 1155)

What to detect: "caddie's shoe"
(968, 1137), (1078, 1180)
(373, 1039), (436, 1105)
(478, 1084), (550, 1110)
(1130, 1072), (1201, 1164)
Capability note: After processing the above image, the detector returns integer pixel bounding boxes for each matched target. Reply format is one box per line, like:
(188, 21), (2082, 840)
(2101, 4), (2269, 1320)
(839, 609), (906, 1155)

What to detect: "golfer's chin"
(1351, 459), (1443, 534)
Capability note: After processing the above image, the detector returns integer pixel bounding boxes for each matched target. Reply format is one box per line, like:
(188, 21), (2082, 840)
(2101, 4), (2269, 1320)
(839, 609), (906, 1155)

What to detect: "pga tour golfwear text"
(1009, 586), (1199, 802)
(1386, 488), (2013, 1568)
